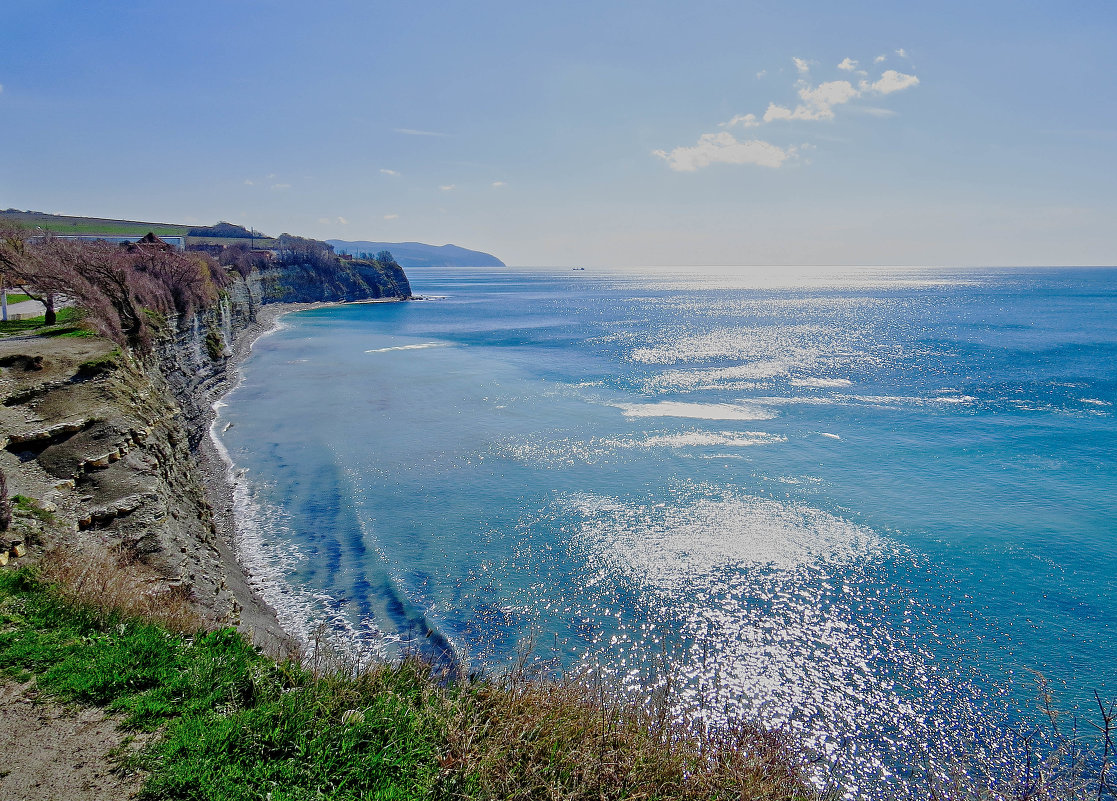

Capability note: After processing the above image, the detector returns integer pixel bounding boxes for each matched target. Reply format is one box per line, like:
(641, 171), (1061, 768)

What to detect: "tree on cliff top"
(0, 224), (227, 350)
(275, 233), (338, 271)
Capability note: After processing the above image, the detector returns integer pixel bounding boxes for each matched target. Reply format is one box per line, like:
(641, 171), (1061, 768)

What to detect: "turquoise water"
(216, 266), (1116, 792)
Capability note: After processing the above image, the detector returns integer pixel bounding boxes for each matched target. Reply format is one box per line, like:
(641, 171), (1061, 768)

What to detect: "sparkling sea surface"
(216, 266), (1116, 794)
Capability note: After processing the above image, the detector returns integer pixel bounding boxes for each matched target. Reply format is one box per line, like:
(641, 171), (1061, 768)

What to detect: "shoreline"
(194, 299), (406, 654)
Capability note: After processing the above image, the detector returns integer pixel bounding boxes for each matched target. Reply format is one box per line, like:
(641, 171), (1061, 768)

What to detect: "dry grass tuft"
(438, 663), (814, 801)
(38, 545), (206, 634)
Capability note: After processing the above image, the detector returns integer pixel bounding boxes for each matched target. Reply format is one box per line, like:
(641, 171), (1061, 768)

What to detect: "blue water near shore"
(217, 266), (1116, 792)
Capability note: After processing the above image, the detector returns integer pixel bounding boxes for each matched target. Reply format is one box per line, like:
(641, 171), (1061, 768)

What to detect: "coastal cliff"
(0, 256), (411, 650)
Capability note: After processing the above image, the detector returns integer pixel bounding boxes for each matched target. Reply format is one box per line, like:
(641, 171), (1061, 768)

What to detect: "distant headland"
(0, 210), (505, 269)
(327, 240), (505, 268)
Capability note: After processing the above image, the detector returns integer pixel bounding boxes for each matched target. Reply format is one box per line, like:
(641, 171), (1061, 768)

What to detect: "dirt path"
(0, 681), (149, 801)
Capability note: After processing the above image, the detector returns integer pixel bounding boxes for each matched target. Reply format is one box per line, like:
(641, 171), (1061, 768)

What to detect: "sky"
(1, 1), (1115, 267)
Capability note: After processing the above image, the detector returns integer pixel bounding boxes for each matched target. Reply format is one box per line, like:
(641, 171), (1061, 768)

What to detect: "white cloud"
(439, 184), (456, 191)
(756, 69), (767, 79)
(864, 70), (919, 94)
(764, 80), (860, 122)
(337, 216), (348, 225)
(720, 113), (760, 129)
(655, 52), (918, 172)
(895, 48), (908, 58)
(384, 214), (399, 220)
(491, 181), (506, 187)
(653, 132), (795, 171)
(243, 179), (254, 186)
(380, 168), (399, 176)
(395, 127), (448, 137)
(801, 80), (860, 112)
(318, 217), (330, 224)
(270, 183), (291, 191)
(874, 54), (887, 64)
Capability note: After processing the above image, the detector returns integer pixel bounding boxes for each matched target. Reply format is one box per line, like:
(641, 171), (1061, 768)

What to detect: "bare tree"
(0, 225), (228, 350)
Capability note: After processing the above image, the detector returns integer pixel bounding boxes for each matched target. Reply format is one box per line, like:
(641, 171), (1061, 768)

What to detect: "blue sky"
(1, 0), (1114, 266)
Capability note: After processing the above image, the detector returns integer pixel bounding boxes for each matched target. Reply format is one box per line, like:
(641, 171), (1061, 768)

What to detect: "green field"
(1, 210), (190, 237)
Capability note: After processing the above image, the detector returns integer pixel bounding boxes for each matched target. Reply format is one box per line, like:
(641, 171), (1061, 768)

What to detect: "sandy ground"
(0, 682), (150, 801)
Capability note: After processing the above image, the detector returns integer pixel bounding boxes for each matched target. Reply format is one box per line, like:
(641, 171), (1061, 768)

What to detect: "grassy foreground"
(0, 561), (812, 801)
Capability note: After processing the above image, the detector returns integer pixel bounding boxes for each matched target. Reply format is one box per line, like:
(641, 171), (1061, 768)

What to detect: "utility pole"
(2, 273), (7, 322)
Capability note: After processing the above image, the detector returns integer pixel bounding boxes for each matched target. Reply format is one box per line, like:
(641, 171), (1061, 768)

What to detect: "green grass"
(0, 565), (813, 801)
(0, 210), (189, 237)
(0, 307), (94, 337)
(11, 495), (56, 524)
(3, 293), (33, 304)
(0, 568), (445, 800)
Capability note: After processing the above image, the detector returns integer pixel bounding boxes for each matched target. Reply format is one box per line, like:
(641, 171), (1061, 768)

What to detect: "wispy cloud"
(858, 106), (899, 118)
(863, 70), (919, 94)
(654, 54), (918, 172)
(895, 48), (908, 58)
(720, 113), (760, 129)
(243, 179), (254, 186)
(439, 184), (456, 191)
(394, 127), (449, 137)
(380, 168), (400, 176)
(384, 213), (399, 220)
(337, 216), (348, 225)
(270, 183), (291, 191)
(491, 181), (507, 187)
(874, 54), (887, 64)
(654, 133), (796, 171)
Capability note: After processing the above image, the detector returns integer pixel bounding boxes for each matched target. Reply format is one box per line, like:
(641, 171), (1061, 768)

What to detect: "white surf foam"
(791, 377), (854, 388)
(640, 430), (787, 448)
(365, 342), (448, 353)
(613, 401), (777, 420)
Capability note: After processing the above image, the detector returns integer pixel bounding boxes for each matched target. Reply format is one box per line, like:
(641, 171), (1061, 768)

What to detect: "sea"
(214, 265), (1117, 795)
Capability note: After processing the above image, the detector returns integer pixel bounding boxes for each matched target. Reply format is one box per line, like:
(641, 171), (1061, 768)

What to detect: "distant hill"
(327, 240), (505, 268)
(0, 210), (279, 248)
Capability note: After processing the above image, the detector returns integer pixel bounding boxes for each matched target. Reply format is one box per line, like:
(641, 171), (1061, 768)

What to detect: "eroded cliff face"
(0, 259), (410, 646)
(0, 337), (245, 625)
(255, 257), (412, 304)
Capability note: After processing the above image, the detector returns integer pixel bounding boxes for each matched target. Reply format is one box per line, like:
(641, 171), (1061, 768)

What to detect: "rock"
(0, 550), (8, 567)
(10, 541), (25, 558)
